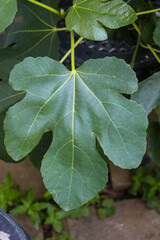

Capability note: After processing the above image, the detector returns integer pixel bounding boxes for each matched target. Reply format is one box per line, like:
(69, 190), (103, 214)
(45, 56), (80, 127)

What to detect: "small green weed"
(129, 164), (160, 213)
(0, 172), (115, 239)
(0, 173), (23, 211)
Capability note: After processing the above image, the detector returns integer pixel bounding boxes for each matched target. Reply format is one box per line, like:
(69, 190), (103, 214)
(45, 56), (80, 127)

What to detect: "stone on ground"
(0, 158), (46, 198)
(109, 162), (132, 191)
(67, 199), (160, 240)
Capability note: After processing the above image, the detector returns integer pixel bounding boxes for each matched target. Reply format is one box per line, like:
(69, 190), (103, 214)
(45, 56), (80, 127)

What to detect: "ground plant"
(0, 0), (160, 212)
(129, 163), (160, 213)
(0, 173), (115, 239)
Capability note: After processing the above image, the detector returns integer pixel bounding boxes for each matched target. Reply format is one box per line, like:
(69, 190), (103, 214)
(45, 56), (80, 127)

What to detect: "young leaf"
(58, 232), (75, 240)
(147, 122), (160, 166)
(26, 188), (35, 205)
(4, 172), (13, 189)
(0, 0), (17, 32)
(97, 208), (107, 219)
(66, 0), (137, 41)
(69, 205), (89, 218)
(31, 202), (49, 211)
(154, 20), (160, 47)
(132, 72), (160, 119)
(0, 0), (60, 60)
(53, 219), (63, 233)
(11, 205), (28, 214)
(28, 209), (40, 230)
(4, 56), (147, 210)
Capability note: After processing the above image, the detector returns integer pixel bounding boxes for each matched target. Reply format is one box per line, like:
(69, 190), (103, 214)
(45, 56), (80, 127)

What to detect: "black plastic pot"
(0, 209), (32, 240)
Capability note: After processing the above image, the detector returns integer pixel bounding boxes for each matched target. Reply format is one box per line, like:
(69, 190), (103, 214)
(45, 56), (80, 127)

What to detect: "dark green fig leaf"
(147, 122), (160, 166)
(132, 72), (160, 119)
(0, 58), (25, 162)
(0, 112), (14, 162)
(0, 0), (60, 60)
(0, 58), (20, 82)
(154, 20), (160, 47)
(66, 0), (137, 41)
(4, 57), (147, 210)
(0, 0), (17, 32)
(141, 17), (157, 44)
(0, 76), (25, 162)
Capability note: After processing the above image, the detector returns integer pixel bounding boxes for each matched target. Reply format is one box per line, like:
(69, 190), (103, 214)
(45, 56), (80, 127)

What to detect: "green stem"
(27, 0), (61, 16)
(60, 37), (84, 64)
(140, 42), (160, 54)
(136, 8), (160, 16)
(147, 44), (160, 64)
(132, 22), (141, 36)
(132, 22), (160, 64)
(71, 31), (75, 71)
(130, 34), (141, 69)
(54, 27), (68, 32)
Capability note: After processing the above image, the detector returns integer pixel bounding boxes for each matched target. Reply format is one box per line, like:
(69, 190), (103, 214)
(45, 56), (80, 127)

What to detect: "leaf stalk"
(130, 34), (141, 69)
(132, 23), (160, 64)
(140, 42), (160, 54)
(60, 37), (84, 64)
(54, 27), (68, 32)
(27, 0), (61, 17)
(136, 8), (160, 16)
(71, 31), (75, 72)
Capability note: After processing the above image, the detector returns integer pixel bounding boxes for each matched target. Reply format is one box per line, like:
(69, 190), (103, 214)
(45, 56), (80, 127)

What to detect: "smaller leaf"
(141, 17), (156, 44)
(102, 199), (114, 208)
(31, 202), (49, 211)
(0, 201), (7, 211)
(53, 219), (63, 233)
(55, 210), (68, 220)
(132, 72), (160, 119)
(97, 208), (107, 219)
(7, 188), (22, 201)
(26, 188), (35, 205)
(143, 175), (156, 186)
(66, 0), (137, 40)
(69, 206), (89, 218)
(45, 216), (53, 225)
(58, 232), (75, 240)
(47, 204), (57, 215)
(4, 172), (13, 189)
(11, 205), (27, 215)
(105, 206), (115, 217)
(43, 191), (52, 201)
(28, 209), (40, 230)
(22, 199), (30, 209)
